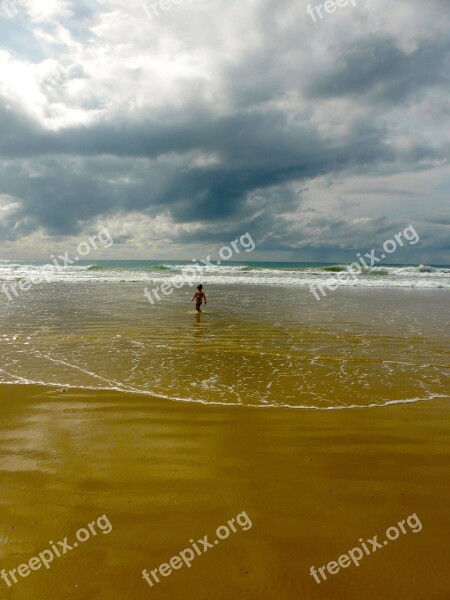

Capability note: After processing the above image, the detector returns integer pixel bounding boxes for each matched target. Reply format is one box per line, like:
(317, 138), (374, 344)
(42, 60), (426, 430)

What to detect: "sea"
(0, 259), (449, 410)
(1, 259), (449, 288)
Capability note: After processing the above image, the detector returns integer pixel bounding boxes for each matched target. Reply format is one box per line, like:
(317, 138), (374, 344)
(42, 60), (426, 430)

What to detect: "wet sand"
(0, 384), (448, 599)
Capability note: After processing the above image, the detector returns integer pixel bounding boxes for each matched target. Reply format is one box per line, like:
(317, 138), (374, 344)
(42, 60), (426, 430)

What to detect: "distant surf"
(0, 259), (449, 289)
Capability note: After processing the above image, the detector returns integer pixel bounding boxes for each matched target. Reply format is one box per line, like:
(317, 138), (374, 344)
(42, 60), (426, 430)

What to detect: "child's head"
(197, 284), (203, 290)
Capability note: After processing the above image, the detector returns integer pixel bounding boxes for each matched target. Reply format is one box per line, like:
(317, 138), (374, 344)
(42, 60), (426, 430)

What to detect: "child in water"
(191, 284), (207, 313)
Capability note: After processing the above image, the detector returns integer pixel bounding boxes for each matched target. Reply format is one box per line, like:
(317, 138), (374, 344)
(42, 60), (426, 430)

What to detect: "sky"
(0, 0), (449, 263)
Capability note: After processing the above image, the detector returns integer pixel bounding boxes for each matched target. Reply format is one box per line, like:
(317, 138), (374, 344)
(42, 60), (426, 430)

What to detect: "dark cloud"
(0, 0), (449, 261)
(305, 36), (450, 103)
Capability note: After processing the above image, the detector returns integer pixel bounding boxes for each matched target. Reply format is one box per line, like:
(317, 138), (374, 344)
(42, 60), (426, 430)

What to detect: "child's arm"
(202, 292), (207, 304)
(191, 293), (196, 301)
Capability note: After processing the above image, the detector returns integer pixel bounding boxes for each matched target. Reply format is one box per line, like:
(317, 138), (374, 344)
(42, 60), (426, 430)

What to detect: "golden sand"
(0, 384), (448, 599)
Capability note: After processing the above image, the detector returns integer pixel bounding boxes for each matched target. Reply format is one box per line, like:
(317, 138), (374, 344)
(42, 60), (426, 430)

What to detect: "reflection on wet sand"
(0, 384), (448, 599)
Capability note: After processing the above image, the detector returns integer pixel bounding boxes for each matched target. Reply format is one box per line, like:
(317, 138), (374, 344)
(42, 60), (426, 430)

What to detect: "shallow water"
(0, 283), (448, 408)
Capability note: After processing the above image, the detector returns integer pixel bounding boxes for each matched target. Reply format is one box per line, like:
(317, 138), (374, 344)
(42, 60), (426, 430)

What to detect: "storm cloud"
(0, 0), (449, 261)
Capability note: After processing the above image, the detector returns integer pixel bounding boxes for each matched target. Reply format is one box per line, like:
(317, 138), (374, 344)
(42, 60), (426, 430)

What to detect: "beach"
(0, 385), (449, 599)
(2, 0), (450, 597)
(0, 266), (449, 598)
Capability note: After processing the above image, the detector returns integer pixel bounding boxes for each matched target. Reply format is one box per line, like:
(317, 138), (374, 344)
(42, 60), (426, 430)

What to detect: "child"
(191, 284), (206, 313)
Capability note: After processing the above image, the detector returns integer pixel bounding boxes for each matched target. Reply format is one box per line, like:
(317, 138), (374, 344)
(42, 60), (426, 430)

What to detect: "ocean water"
(1, 259), (450, 288)
(0, 261), (448, 410)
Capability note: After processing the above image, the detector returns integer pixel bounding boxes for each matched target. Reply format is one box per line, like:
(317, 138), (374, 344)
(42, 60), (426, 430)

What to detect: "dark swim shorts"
(196, 301), (202, 310)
